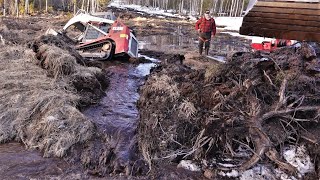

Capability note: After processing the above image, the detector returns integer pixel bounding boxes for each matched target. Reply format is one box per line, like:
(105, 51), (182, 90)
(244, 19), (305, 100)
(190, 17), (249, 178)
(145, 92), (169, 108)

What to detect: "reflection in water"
(139, 31), (250, 57)
(139, 26), (195, 51)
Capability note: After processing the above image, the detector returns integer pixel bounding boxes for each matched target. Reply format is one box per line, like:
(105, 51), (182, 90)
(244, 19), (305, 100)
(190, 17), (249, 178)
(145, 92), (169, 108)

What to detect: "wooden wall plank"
(251, 7), (320, 15)
(256, 1), (320, 9)
(243, 17), (320, 27)
(246, 12), (320, 22)
(240, 27), (320, 42)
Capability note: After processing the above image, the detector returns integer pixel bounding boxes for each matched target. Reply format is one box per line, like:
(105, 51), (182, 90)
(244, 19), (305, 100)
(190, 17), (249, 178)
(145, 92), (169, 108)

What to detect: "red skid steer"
(49, 11), (139, 60)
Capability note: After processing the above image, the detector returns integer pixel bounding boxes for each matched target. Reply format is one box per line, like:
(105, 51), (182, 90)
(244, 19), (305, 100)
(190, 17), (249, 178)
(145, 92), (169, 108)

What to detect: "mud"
(0, 143), (87, 180)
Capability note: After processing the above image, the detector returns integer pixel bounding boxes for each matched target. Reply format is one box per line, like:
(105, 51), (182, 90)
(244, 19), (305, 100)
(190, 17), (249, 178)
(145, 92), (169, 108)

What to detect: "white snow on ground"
(218, 170), (239, 177)
(283, 145), (315, 177)
(108, 1), (184, 18)
(221, 31), (274, 43)
(177, 160), (201, 172)
(240, 165), (275, 180)
(218, 145), (315, 179)
(215, 17), (243, 31)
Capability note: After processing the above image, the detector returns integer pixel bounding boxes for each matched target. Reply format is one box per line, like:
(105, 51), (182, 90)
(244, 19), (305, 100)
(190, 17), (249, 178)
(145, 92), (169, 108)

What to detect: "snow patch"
(215, 17), (243, 31)
(283, 145), (314, 176)
(218, 170), (239, 177)
(108, 2), (185, 18)
(240, 165), (275, 180)
(138, 54), (159, 63)
(177, 160), (201, 172)
(217, 163), (237, 168)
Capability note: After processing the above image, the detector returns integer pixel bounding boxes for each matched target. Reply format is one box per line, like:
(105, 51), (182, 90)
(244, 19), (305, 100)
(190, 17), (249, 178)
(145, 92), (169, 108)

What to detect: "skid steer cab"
(61, 11), (138, 61)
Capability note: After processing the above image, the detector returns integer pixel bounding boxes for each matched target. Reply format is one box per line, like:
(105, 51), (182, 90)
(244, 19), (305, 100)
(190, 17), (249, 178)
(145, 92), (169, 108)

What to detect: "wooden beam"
(246, 12), (320, 22)
(251, 7), (320, 15)
(240, 27), (320, 42)
(243, 17), (320, 28)
(256, 1), (320, 9)
(241, 22), (320, 32)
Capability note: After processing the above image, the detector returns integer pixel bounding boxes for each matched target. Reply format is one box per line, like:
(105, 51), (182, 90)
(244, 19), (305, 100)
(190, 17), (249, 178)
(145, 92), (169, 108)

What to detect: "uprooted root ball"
(138, 43), (320, 178)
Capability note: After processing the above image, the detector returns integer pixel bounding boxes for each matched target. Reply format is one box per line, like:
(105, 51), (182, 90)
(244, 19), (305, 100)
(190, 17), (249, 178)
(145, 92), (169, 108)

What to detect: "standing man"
(195, 10), (217, 56)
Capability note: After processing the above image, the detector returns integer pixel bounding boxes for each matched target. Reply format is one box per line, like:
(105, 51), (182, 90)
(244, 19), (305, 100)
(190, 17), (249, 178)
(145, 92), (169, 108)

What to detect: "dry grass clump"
(138, 44), (320, 178)
(141, 74), (180, 102)
(178, 100), (197, 119)
(204, 63), (221, 82)
(36, 44), (77, 79)
(34, 43), (108, 106)
(0, 43), (106, 158)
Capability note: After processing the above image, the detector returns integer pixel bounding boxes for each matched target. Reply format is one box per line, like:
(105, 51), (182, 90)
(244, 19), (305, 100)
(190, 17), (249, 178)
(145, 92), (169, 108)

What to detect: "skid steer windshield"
(83, 25), (110, 42)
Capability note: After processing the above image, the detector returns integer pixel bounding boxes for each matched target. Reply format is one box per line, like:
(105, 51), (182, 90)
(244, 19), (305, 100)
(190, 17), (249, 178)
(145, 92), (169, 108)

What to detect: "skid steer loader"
(48, 10), (139, 60)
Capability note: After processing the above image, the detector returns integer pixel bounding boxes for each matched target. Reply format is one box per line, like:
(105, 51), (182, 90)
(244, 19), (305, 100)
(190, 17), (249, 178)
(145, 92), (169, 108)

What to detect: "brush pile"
(138, 43), (320, 178)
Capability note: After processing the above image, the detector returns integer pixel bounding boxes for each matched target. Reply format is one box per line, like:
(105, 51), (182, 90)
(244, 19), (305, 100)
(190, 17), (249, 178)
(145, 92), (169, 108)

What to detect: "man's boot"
(205, 47), (209, 56)
(199, 47), (203, 55)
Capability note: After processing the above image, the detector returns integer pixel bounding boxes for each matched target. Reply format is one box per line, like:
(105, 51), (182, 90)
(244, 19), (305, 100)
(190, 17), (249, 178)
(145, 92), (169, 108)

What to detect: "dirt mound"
(138, 44), (320, 178)
(0, 18), (44, 45)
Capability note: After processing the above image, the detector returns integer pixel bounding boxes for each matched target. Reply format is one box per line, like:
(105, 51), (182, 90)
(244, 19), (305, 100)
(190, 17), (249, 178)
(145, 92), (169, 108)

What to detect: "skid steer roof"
(240, 0), (320, 42)
(91, 12), (116, 20)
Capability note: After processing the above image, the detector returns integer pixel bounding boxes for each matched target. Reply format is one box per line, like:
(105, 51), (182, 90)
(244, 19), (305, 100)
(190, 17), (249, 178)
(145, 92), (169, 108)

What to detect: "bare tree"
(25, 0), (29, 14)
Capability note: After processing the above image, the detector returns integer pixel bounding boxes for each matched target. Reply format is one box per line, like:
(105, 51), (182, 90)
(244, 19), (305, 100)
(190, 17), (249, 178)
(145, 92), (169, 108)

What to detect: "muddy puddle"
(139, 31), (250, 62)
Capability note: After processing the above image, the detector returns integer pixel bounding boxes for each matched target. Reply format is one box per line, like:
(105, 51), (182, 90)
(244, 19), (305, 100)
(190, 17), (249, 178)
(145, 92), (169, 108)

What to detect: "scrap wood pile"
(138, 43), (320, 177)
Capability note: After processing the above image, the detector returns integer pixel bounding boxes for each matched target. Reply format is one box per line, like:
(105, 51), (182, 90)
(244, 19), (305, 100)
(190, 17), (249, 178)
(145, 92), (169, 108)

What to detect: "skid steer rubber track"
(240, 0), (320, 42)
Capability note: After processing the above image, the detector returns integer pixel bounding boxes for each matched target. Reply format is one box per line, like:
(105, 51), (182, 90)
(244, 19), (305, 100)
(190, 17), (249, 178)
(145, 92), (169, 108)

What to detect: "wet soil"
(0, 143), (87, 179)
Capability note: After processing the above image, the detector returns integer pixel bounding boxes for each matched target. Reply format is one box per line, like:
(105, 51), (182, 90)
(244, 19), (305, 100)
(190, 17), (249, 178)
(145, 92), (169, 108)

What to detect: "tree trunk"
(3, 0), (6, 16)
(15, 0), (19, 17)
(200, 0), (203, 16)
(240, 0), (245, 16)
(86, 0), (89, 12)
(46, 0), (48, 12)
(25, 0), (29, 15)
(74, 0), (76, 14)
(81, 0), (85, 10)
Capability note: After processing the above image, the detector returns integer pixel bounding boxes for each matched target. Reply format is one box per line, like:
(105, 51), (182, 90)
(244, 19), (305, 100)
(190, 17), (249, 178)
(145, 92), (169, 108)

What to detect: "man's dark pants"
(199, 32), (211, 55)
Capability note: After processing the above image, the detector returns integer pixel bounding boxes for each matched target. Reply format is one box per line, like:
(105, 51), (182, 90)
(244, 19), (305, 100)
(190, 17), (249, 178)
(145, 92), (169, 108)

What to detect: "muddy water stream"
(83, 61), (156, 163)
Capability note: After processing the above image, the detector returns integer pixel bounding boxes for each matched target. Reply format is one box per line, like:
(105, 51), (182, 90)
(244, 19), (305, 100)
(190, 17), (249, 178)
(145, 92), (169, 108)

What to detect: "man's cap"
(205, 10), (210, 14)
